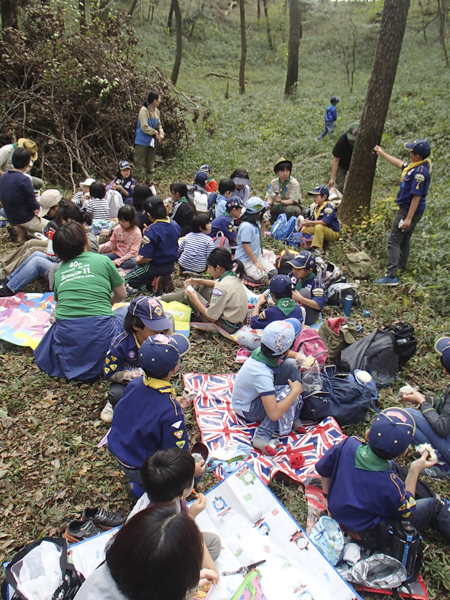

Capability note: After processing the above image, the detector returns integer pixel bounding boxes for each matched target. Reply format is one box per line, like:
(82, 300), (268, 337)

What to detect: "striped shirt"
(87, 197), (110, 221)
(178, 232), (215, 273)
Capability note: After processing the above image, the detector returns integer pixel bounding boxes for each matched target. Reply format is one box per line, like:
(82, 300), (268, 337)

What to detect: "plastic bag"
(341, 553), (407, 589)
(301, 360), (323, 394)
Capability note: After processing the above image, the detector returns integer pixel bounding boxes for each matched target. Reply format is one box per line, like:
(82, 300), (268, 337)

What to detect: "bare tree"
(239, 0), (247, 94)
(257, 0), (260, 20)
(437, 0), (449, 66)
(262, 0), (273, 50)
(339, 0), (411, 226)
(334, 19), (358, 93)
(171, 0), (182, 85)
(284, 0), (301, 96)
(1, 0), (19, 29)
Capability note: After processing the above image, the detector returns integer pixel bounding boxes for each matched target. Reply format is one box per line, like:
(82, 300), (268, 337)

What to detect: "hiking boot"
(252, 435), (279, 456)
(64, 519), (102, 543)
(373, 276), (399, 286)
(82, 506), (125, 529)
(0, 283), (14, 297)
(100, 401), (114, 423)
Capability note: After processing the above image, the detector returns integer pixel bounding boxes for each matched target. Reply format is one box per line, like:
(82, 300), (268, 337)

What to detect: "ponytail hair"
(206, 248), (245, 279)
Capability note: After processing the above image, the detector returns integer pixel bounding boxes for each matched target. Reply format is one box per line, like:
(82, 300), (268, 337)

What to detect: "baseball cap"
(128, 296), (173, 332)
(346, 122), (359, 142)
(435, 337), (450, 371)
(139, 333), (190, 378)
(200, 163), (211, 173)
(39, 189), (62, 217)
(261, 320), (296, 356)
(17, 138), (38, 161)
(308, 185), (329, 198)
(287, 251), (316, 270)
(194, 171), (208, 185)
(119, 160), (131, 170)
(80, 178), (95, 188)
(368, 408), (416, 458)
(245, 196), (269, 214)
(226, 196), (243, 211)
(404, 139), (431, 159)
(269, 274), (292, 294)
(285, 318), (302, 338)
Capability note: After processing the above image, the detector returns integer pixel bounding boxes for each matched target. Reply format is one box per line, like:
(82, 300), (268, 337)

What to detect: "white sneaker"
(100, 401), (114, 423)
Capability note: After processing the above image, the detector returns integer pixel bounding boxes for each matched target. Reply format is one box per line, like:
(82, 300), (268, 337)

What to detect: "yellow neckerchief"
(132, 332), (141, 348)
(314, 201), (328, 221)
(149, 218), (171, 227)
(143, 375), (175, 395)
(401, 158), (432, 182)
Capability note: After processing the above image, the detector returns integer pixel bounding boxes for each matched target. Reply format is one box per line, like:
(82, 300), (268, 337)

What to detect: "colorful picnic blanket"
(0, 293), (55, 349)
(183, 372), (345, 485)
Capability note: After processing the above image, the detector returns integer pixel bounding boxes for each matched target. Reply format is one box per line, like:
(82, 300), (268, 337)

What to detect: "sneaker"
(422, 466), (450, 480)
(82, 506), (125, 529)
(125, 283), (139, 295)
(373, 276), (399, 286)
(252, 435), (279, 456)
(64, 519), (102, 543)
(100, 401), (114, 423)
(0, 283), (14, 297)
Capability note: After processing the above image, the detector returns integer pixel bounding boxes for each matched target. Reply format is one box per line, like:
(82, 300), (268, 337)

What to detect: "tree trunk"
(1, 0), (18, 29)
(129, 0), (139, 15)
(79, 0), (87, 29)
(257, 0), (260, 20)
(171, 0), (182, 85)
(167, 0), (174, 31)
(262, 0), (273, 50)
(239, 0), (247, 94)
(339, 0), (411, 226)
(284, 0), (301, 95)
(437, 0), (449, 66)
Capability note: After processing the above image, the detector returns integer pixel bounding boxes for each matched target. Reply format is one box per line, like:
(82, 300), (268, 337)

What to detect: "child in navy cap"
(286, 251), (326, 326)
(374, 138), (431, 286)
(250, 274), (305, 330)
(108, 333), (204, 486)
(210, 196), (243, 246)
(301, 185), (340, 253)
(316, 407), (450, 546)
(101, 297), (174, 422)
(399, 336), (450, 479)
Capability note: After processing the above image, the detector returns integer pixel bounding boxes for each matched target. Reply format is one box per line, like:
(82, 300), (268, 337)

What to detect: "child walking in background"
(178, 214), (214, 274)
(99, 206), (142, 269)
(317, 96), (340, 141)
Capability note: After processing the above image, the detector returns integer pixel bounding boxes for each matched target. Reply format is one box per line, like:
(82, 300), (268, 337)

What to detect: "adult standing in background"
(134, 91), (164, 184)
(327, 122), (358, 193)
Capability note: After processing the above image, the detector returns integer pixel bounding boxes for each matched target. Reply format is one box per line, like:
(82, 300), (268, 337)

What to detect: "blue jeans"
(7, 251), (54, 293)
(318, 121), (335, 140)
(241, 358), (302, 439)
(105, 253), (137, 269)
(404, 407), (450, 467)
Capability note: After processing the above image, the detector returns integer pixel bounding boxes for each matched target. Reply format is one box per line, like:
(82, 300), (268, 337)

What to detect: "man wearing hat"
(301, 185), (340, 253)
(374, 139), (432, 286)
(266, 157), (302, 219)
(327, 122), (358, 193)
(108, 333), (191, 483)
(286, 251), (326, 326)
(250, 274), (305, 330)
(210, 196), (243, 246)
(316, 407), (450, 545)
(0, 138), (43, 190)
(399, 337), (450, 479)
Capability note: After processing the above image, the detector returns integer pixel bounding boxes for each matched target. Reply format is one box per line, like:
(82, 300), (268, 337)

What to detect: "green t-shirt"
(54, 252), (124, 320)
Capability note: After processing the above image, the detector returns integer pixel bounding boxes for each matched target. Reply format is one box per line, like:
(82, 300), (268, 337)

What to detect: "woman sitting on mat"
(34, 222), (127, 381)
(161, 248), (248, 333)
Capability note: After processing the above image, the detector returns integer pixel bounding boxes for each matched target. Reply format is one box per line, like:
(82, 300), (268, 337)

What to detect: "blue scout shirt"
(236, 221), (262, 263)
(289, 272), (327, 311)
(104, 332), (140, 380)
(250, 299), (304, 330)
(108, 376), (189, 469)
(215, 194), (229, 218)
(325, 104), (337, 124)
(140, 219), (180, 263)
(111, 176), (135, 205)
(211, 214), (237, 242)
(314, 202), (340, 232)
(316, 437), (417, 532)
(396, 161), (431, 216)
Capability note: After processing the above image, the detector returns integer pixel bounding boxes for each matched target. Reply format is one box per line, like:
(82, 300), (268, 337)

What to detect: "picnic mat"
(0, 293), (55, 349)
(183, 372), (345, 485)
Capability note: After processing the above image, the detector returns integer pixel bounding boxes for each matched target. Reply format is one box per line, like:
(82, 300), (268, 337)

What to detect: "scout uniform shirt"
(205, 271), (248, 325)
(140, 218), (180, 263)
(266, 176), (301, 205)
(289, 271), (327, 311)
(396, 160), (431, 216)
(211, 213), (237, 243)
(313, 202), (340, 232)
(104, 332), (141, 382)
(250, 298), (304, 330)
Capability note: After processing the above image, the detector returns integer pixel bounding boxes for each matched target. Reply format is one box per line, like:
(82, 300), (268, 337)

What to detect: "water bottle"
(343, 294), (353, 317)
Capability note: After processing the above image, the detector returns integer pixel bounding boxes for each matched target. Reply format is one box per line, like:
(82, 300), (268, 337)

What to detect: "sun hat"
(17, 138), (38, 161)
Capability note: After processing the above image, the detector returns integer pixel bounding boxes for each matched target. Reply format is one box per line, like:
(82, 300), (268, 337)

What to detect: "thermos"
(343, 294), (353, 317)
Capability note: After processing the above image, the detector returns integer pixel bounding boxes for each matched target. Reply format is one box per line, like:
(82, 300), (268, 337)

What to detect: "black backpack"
(326, 281), (360, 308)
(2, 537), (85, 600)
(383, 322), (417, 366)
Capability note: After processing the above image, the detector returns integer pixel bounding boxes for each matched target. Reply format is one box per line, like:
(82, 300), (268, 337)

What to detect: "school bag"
(292, 327), (328, 367)
(1, 537), (85, 600)
(383, 322), (417, 366)
(300, 374), (373, 424)
(187, 184), (209, 213)
(345, 251), (372, 279)
(340, 329), (401, 387)
(270, 213), (297, 241)
(315, 257), (344, 290)
(212, 232), (230, 249)
(319, 319), (358, 363)
(326, 282), (360, 308)
(277, 249), (300, 275)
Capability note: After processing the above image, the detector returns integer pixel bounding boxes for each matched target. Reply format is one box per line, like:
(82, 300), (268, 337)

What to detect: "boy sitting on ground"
(250, 274), (305, 330)
(210, 196), (243, 247)
(101, 297), (174, 423)
(128, 448), (220, 577)
(301, 185), (340, 254)
(213, 178), (236, 218)
(316, 407), (450, 547)
(232, 320), (303, 456)
(287, 251), (326, 326)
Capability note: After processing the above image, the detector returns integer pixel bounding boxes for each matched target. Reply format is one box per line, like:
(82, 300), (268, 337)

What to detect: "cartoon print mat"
(0, 293), (55, 349)
(195, 467), (360, 600)
(183, 373), (345, 485)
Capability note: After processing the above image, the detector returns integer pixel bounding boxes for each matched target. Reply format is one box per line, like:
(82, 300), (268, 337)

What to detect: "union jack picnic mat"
(183, 372), (345, 485)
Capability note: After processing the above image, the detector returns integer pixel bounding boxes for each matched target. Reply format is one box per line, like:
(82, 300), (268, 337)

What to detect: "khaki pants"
(18, 215), (48, 235)
(0, 239), (49, 277)
(302, 224), (339, 250)
(270, 202), (302, 220)
(335, 166), (348, 193)
(134, 143), (156, 183)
